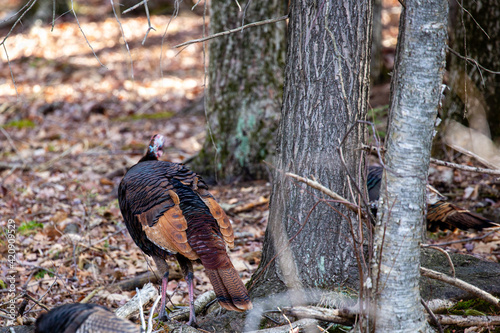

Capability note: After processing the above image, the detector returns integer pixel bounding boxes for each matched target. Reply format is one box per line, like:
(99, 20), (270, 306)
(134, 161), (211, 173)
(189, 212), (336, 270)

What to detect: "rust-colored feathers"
(118, 135), (251, 319)
(367, 165), (499, 231)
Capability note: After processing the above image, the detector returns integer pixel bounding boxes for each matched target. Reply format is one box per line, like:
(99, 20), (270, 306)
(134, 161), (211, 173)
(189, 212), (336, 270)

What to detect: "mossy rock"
(420, 247), (500, 301)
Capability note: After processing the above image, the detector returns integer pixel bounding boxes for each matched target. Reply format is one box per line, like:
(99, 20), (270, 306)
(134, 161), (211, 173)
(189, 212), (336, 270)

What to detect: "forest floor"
(1, 0), (499, 331)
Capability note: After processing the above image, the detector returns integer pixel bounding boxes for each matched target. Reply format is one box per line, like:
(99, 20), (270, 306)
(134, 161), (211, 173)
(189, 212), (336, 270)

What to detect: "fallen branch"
(421, 300), (444, 333)
(174, 15), (288, 48)
(169, 290), (215, 322)
(115, 282), (158, 319)
(429, 157), (500, 176)
(420, 267), (500, 309)
(422, 230), (497, 247)
(80, 286), (104, 304)
(246, 318), (318, 333)
(279, 306), (355, 325)
(424, 246), (455, 278)
(110, 270), (182, 291)
(435, 314), (500, 327)
(231, 196), (269, 213)
(0, 162), (31, 171)
(425, 299), (456, 314)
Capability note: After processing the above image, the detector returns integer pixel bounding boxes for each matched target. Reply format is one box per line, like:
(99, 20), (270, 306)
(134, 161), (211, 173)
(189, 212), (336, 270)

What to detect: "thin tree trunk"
(249, 0), (372, 321)
(372, 1), (448, 332)
(191, 0), (286, 183)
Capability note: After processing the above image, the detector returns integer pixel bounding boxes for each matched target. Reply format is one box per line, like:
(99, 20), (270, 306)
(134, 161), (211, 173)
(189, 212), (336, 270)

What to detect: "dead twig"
(423, 230), (496, 247)
(421, 300), (444, 333)
(80, 286), (104, 304)
(420, 267), (500, 309)
(0, 162), (32, 172)
(284, 172), (360, 215)
(22, 293), (50, 312)
(424, 246), (455, 278)
(109, 270), (182, 291)
(362, 144), (500, 175)
(245, 318), (318, 333)
(169, 291), (215, 322)
(435, 314), (500, 327)
(110, 0), (134, 78)
(174, 15), (288, 48)
(429, 157), (500, 176)
(278, 306), (355, 325)
(231, 196), (269, 214)
(123, 0), (149, 14)
(69, 0), (107, 68)
(115, 282), (158, 319)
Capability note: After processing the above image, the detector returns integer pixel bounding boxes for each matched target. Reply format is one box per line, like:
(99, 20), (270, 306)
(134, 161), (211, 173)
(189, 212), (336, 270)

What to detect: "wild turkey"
(367, 165), (499, 231)
(118, 134), (252, 325)
(35, 303), (139, 333)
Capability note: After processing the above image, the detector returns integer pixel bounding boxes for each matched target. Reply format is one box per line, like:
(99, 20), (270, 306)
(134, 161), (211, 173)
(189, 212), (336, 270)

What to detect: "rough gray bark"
(372, 1), (448, 332)
(249, 0), (371, 307)
(191, 0), (286, 183)
(445, 0), (500, 140)
(371, 0), (384, 84)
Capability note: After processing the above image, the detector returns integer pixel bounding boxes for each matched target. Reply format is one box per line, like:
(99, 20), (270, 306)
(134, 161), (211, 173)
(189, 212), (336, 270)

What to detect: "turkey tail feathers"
(205, 267), (253, 312)
(428, 201), (498, 231)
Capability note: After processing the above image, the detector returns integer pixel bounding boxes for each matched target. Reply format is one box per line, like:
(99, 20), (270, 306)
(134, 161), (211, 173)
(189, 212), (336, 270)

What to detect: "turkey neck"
(138, 150), (159, 162)
(170, 178), (231, 270)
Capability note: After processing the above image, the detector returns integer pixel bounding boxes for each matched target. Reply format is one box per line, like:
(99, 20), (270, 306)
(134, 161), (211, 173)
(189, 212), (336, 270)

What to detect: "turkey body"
(367, 165), (498, 231)
(118, 135), (251, 325)
(35, 303), (139, 333)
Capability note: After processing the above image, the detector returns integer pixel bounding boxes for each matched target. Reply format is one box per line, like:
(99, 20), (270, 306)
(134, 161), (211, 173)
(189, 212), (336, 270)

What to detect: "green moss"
(449, 299), (497, 315)
(112, 111), (174, 122)
(2, 119), (36, 129)
(18, 220), (43, 235)
(35, 269), (54, 279)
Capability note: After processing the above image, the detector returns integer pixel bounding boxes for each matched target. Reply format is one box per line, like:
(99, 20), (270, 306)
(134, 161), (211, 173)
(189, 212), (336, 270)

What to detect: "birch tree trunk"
(191, 0), (286, 183)
(249, 0), (372, 308)
(372, 1), (448, 332)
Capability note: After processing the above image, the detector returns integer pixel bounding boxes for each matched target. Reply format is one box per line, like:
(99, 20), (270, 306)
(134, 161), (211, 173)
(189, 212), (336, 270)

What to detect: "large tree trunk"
(191, 0), (286, 183)
(371, 0), (384, 84)
(444, 0), (500, 141)
(371, 1), (448, 332)
(248, 0), (372, 319)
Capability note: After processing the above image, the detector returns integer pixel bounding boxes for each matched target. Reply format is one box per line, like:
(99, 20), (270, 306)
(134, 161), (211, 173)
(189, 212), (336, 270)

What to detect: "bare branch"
(279, 306), (355, 325)
(0, 0), (38, 47)
(430, 157), (500, 175)
(246, 318), (319, 333)
(422, 230), (497, 247)
(421, 300), (444, 333)
(362, 144), (500, 175)
(420, 267), (500, 309)
(284, 172), (361, 215)
(115, 283), (158, 319)
(174, 15), (288, 48)
(448, 46), (500, 84)
(141, 0), (156, 45)
(435, 314), (500, 327)
(453, 0), (490, 39)
(70, 0), (107, 69)
(123, 0), (149, 14)
(110, 0), (134, 78)
(424, 246), (455, 278)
